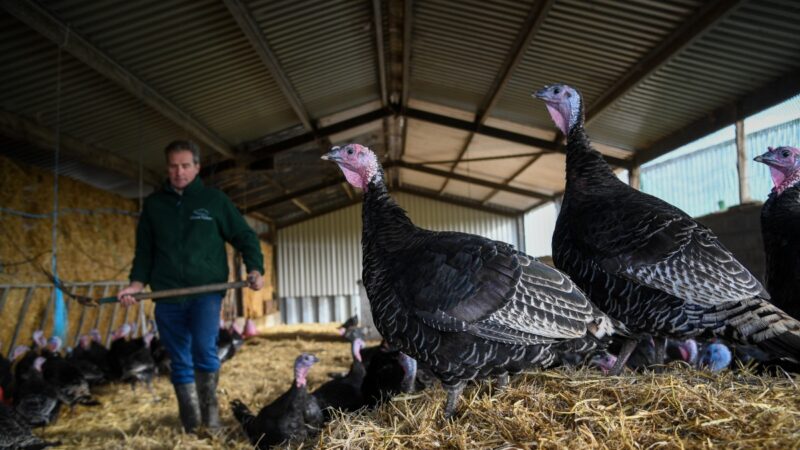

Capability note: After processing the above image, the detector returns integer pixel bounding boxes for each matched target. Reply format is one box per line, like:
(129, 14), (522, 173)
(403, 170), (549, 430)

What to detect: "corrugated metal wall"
(276, 191), (520, 324)
(523, 202), (557, 258)
(640, 118), (800, 218)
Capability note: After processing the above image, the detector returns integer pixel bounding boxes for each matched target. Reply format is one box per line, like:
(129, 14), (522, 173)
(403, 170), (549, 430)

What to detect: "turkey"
(535, 83), (800, 375)
(40, 337), (92, 407)
(13, 357), (61, 427)
(594, 337), (697, 373)
(726, 342), (800, 375)
(698, 342), (732, 372)
(107, 324), (156, 391)
(230, 353), (323, 449)
(322, 143), (626, 417)
(312, 337), (367, 417)
(67, 336), (107, 386)
(337, 315), (360, 338)
(754, 146), (800, 321)
(0, 403), (60, 450)
(70, 330), (110, 379)
(361, 347), (417, 408)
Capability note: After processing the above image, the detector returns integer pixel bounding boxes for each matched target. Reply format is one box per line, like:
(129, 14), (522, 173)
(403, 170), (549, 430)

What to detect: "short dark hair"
(164, 140), (201, 165)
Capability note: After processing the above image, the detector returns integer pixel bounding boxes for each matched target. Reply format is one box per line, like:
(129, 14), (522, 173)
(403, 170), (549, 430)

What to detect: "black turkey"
(230, 353), (323, 449)
(40, 337), (92, 407)
(754, 146), (800, 321)
(312, 337), (367, 417)
(107, 324), (156, 391)
(70, 330), (110, 379)
(67, 336), (107, 386)
(535, 83), (800, 375)
(337, 315), (361, 338)
(361, 347), (417, 408)
(322, 144), (626, 417)
(13, 357), (61, 427)
(0, 403), (60, 450)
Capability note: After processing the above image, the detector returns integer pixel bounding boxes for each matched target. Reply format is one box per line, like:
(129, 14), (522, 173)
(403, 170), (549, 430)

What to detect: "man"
(117, 140), (264, 433)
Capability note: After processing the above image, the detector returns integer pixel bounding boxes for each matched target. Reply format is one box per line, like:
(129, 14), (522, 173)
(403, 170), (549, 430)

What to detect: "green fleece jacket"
(129, 177), (264, 303)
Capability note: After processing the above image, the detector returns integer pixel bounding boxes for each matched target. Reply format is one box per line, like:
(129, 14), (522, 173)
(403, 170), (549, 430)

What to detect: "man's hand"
(117, 281), (144, 307)
(247, 271), (264, 291)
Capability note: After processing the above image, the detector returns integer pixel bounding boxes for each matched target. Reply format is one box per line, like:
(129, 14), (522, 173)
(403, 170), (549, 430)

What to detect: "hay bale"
(38, 324), (800, 449)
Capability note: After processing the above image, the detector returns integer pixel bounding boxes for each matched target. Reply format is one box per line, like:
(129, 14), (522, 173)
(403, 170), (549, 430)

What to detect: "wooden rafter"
(222, 0), (314, 133)
(1, 0), (234, 158)
(438, 0), (554, 193)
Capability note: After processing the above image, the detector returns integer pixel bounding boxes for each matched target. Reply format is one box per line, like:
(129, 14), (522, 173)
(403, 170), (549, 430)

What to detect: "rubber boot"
(195, 371), (221, 431)
(173, 382), (200, 433)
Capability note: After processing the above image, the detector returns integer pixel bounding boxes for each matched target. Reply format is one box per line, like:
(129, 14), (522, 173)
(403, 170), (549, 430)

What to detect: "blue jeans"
(154, 294), (222, 385)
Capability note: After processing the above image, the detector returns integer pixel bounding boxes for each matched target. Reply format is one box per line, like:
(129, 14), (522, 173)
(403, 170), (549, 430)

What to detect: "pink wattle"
(545, 104), (569, 136)
(340, 165), (367, 190)
(770, 167), (786, 190)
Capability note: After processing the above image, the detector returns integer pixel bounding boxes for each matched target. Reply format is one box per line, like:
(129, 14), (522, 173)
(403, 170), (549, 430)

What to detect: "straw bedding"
(39, 324), (800, 449)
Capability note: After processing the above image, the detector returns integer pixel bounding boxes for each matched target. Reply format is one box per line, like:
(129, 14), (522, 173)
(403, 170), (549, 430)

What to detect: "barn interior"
(1, 0), (800, 448)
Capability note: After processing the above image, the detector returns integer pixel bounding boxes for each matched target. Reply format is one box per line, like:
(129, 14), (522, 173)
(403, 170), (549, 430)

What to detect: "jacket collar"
(164, 176), (204, 196)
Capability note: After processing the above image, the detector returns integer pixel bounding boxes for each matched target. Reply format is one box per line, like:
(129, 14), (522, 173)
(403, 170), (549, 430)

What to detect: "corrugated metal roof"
(410, 0), (536, 112)
(589, 0), (800, 150)
(1, 0), (798, 225)
(250, 0), (381, 119)
(46, 0), (299, 145)
(496, 0), (705, 134)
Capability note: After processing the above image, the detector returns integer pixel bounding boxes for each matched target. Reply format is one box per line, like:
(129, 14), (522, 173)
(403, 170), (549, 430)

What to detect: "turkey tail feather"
(230, 399), (255, 427)
(713, 300), (800, 361)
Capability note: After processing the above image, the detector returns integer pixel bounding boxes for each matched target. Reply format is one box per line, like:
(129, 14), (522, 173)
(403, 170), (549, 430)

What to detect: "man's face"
(167, 150), (200, 191)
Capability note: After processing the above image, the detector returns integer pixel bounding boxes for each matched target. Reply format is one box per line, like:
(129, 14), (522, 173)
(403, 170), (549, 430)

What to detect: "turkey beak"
(321, 149), (342, 162)
(533, 87), (551, 101)
(754, 152), (776, 165)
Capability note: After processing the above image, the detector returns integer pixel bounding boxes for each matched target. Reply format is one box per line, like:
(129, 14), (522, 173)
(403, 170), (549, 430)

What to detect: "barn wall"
(0, 155), (272, 356)
(696, 202), (766, 283)
(276, 191), (520, 324)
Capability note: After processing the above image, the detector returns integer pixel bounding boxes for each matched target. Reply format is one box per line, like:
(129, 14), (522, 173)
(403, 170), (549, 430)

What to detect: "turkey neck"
(362, 170), (416, 252)
(564, 124), (620, 192)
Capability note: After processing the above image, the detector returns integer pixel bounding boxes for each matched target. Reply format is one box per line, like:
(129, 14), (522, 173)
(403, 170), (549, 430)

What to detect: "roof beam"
(438, 0), (553, 194)
(372, 0), (388, 107)
(222, 0), (315, 132)
(635, 68), (800, 166)
(277, 196), (363, 230)
(480, 153), (545, 205)
(247, 107), (392, 169)
(396, 186), (519, 218)
(584, 0), (744, 126)
(275, 183), (524, 230)
(0, 109), (162, 186)
(405, 107), (631, 169)
(247, 157), (552, 213)
(1, 0), (234, 158)
(248, 177), (346, 213)
(396, 160), (553, 201)
(399, 0), (413, 161)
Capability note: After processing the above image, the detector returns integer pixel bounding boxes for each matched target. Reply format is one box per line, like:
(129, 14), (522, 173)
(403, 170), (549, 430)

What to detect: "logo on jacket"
(190, 208), (213, 221)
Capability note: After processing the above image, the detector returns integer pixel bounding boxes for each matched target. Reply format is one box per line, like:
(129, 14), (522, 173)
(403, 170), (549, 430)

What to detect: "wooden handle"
(98, 280), (249, 304)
